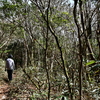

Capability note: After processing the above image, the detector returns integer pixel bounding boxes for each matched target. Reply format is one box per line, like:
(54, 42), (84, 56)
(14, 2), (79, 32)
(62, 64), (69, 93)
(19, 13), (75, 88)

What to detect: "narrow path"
(0, 72), (16, 100)
(0, 83), (10, 100)
(0, 71), (15, 100)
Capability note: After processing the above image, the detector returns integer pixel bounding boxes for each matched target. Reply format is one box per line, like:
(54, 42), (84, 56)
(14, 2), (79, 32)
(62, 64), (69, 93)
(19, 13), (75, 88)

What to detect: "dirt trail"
(0, 83), (10, 100)
(0, 73), (16, 100)
(0, 70), (10, 100)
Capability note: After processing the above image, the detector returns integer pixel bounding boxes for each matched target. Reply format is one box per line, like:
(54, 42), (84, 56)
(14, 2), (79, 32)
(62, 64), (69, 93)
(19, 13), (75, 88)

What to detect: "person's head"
(8, 54), (13, 58)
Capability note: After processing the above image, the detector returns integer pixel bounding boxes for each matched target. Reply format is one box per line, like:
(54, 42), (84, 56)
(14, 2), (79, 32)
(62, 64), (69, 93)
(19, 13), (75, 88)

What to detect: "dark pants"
(7, 70), (13, 81)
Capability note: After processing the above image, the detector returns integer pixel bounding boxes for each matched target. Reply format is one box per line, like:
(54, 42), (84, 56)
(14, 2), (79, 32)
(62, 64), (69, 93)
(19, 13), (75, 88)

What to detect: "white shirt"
(6, 58), (15, 70)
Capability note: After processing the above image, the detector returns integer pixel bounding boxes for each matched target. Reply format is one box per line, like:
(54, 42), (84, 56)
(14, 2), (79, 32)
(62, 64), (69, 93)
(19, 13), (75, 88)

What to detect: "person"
(5, 54), (15, 81)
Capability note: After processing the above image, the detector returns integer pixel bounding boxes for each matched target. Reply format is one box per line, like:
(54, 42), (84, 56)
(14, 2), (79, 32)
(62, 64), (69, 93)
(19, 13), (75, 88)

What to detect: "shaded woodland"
(0, 0), (100, 100)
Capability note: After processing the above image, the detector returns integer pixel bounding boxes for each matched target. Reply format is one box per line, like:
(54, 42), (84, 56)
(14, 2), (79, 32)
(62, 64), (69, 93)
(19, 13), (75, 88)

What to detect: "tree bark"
(73, 0), (83, 100)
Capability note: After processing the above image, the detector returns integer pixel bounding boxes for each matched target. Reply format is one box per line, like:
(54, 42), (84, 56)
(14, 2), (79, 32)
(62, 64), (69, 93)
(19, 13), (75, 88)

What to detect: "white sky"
(70, 0), (74, 4)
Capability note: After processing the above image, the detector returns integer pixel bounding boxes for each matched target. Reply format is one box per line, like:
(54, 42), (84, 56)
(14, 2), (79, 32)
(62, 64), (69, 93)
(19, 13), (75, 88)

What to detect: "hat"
(8, 54), (13, 58)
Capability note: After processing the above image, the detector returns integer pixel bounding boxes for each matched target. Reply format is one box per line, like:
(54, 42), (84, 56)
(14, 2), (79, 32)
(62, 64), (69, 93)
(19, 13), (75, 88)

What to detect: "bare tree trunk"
(73, 0), (83, 100)
(48, 26), (73, 100)
(96, 1), (100, 59)
(45, 1), (51, 99)
(44, 26), (50, 100)
(23, 32), (28, 68)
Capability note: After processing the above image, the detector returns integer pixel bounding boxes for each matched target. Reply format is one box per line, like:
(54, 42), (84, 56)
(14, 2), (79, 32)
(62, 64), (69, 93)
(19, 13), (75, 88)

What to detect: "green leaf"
(0, 50), (12, 53)
(86, 60), (96, 66)
(62, 12), (69, 15)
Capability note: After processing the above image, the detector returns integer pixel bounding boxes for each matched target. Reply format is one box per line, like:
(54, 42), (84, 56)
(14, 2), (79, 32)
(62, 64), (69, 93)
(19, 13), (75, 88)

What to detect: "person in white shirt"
(5, 54), (15, 81)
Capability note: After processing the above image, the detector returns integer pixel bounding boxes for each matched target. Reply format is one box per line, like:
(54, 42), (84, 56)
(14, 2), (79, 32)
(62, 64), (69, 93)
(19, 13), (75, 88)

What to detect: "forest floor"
(0, 69), (34, 100)
(0, 59), (33, 100)
(0, 82), (9, 99)
(0, 69), (17, 100)
(0, 67), (10, 100)
(0, 59), (100, 100)
(0, 59), (8, 100)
